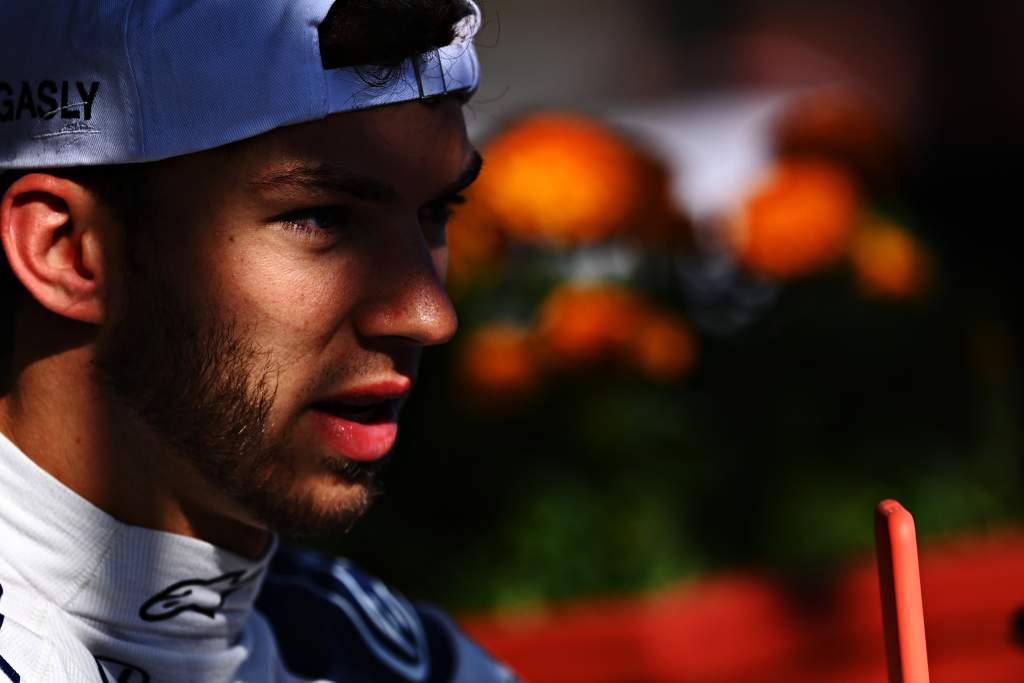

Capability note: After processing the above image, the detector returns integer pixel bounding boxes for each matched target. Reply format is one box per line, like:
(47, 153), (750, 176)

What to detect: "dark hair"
(0, 0), (476, 363)
(319, 0), (475, 73)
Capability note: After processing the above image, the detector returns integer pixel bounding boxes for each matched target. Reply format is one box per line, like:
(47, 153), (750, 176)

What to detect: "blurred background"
(325, 1), (1024, 680)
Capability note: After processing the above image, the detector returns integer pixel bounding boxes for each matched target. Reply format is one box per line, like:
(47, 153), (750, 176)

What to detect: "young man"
(0, 1), (516, 681)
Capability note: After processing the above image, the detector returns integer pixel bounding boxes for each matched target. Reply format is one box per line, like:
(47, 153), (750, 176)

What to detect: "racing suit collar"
(0, 430), (275, 647)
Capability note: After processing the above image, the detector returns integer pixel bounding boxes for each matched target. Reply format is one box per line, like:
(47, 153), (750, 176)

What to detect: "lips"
(310, 381), (410, 462)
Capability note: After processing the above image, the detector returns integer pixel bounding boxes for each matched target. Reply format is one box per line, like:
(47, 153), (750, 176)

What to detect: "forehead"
(153, 97), (472, 199)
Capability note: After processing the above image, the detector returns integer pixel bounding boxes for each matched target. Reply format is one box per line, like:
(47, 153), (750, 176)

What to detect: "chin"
(238, 470), (381, 540)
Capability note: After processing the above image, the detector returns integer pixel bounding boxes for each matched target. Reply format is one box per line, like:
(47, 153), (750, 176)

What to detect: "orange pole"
(875, 499), (931, 683)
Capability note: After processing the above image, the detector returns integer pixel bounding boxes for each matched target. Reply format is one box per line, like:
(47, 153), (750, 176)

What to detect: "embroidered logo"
(0, 81), (100, 122)
(329, 563), (428, 676)
(139, 570), (257, 622)
(95, 656), (150, 683)
(267, 551), (431, 681)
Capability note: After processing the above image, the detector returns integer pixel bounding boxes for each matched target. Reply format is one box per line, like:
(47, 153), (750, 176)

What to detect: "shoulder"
(255, 545), (521, 683)
(0, 574), (107, 683)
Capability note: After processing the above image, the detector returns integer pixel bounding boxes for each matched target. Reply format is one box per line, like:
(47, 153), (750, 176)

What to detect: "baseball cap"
(0, 0), (481, 170)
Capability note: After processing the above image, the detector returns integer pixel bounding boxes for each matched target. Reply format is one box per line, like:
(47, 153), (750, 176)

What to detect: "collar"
(0, 430), (274, 648)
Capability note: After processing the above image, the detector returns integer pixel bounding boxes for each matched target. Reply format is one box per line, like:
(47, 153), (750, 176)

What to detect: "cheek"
(207, 238), (361, 358)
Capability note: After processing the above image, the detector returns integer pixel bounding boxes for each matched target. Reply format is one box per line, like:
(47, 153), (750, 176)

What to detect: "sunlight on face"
(95, 99), (478, 538)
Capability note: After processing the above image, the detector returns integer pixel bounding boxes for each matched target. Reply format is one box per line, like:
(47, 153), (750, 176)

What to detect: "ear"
(0, 173), (116, 325)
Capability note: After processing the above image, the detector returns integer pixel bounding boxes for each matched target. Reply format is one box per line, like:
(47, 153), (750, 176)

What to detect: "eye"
(419, 194), (467, 226)
(277, 206), (351, 240)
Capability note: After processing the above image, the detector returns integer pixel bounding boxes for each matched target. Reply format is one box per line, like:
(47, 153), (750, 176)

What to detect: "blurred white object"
(611, 91), (794, 225)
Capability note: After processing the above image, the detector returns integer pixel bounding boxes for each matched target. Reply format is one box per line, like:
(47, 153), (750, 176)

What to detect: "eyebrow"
(249, 150), (483, 203)
(436, 150), (484, 199)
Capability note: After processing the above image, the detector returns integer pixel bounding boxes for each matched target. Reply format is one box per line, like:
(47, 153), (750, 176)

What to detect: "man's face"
(94, 98), (477, 538)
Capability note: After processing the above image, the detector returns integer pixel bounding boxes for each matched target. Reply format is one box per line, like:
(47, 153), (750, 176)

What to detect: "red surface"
(462, 533), (1024, 683)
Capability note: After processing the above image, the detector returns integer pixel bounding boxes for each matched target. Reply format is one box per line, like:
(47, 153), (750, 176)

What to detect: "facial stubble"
(92, 260), (384, 539)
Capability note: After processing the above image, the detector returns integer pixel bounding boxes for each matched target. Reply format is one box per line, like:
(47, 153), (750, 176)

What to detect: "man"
(0, 1), (517, 681)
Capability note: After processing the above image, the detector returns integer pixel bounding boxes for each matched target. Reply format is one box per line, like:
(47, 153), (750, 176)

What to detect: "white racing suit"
(0, 433), (519, 682)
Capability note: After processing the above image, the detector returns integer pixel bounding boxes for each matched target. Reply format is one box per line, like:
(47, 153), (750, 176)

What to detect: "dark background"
(325, 0), (1024, 613)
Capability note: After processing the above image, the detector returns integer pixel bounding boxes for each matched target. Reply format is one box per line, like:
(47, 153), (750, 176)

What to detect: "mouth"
(313, 399), (397, 425)
(309, 382), (410, 462)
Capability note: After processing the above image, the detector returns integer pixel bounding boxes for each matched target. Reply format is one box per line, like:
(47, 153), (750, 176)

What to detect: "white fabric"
(0, 0), (481, 169)
(0, 430), (309, 682)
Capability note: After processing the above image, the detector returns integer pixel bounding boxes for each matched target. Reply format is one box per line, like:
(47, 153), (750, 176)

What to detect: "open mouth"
(313, 399), (396, 425)
(310, 398), (401, 461)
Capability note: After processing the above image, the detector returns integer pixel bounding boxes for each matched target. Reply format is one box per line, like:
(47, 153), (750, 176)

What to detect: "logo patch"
(0, 81), (100, 122)
(95, 656), (150, 683)
(330, 563), (427, 670)
(139, 570), (257, 622)
(267, 552), (431, 681)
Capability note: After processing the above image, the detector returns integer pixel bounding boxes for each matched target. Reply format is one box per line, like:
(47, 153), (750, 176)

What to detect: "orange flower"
(850, 219), (930, 299)
(729, 159), (859, 279)
(629, 313), (698, 382)
(460, 324), (538, 401)
(536, 284), (645, 367)
(475, 114), (643, 246)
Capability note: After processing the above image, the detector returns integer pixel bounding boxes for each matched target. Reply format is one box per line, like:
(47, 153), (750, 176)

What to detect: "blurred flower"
(629, 313), (699, 383)
(536, 284), (645, 368)
(728, 158), (859, 279)
(474, 114), (645, 246)
(775, 88), (898, 191)
(850, 218), (930, 299)
(460, 324), (538, 402)
(535, 283), (698, 382)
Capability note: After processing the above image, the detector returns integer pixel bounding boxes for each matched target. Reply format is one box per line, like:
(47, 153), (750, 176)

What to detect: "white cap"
(0, 0), (481, 169)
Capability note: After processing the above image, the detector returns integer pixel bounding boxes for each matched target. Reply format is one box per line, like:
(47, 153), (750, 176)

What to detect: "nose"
(351, 226), (458, 347)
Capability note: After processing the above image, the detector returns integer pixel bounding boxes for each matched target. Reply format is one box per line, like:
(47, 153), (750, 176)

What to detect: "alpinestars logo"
(94, 656), (149, 683)
(139, 570), (258, 622)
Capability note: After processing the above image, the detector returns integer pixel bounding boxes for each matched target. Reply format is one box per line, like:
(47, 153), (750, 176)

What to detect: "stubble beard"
(92, 262), (383, 540)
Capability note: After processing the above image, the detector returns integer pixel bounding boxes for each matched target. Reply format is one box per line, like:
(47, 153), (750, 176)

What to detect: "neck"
(0, 305), (270, 559)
